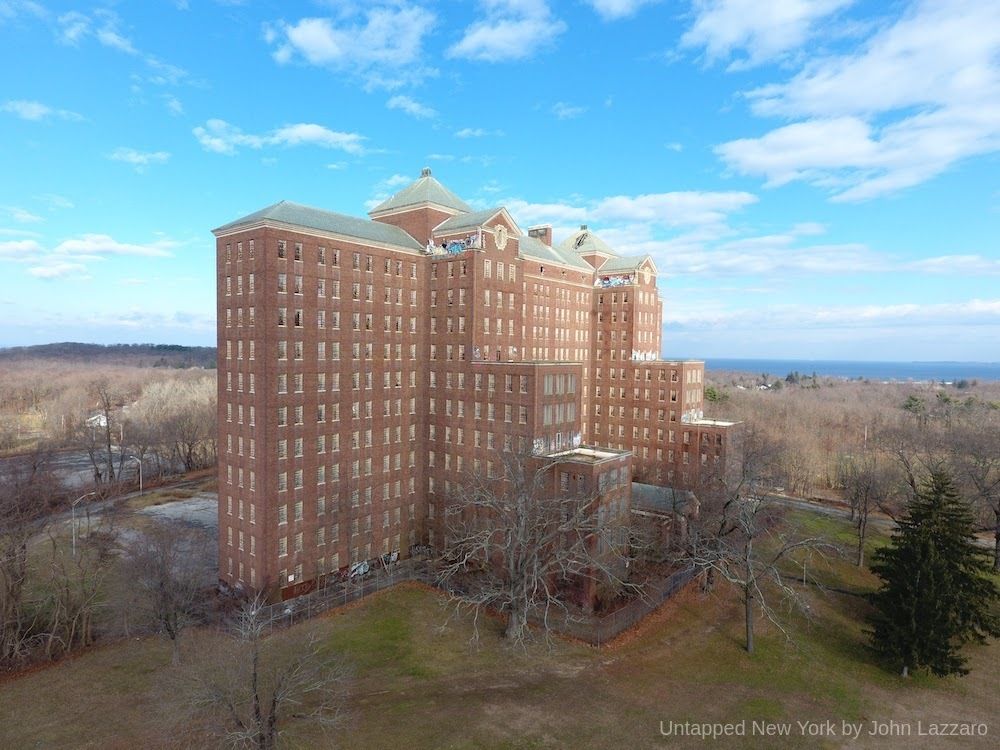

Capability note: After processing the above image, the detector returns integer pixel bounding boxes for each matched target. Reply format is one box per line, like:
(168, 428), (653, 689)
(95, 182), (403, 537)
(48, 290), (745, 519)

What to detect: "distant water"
(704, 358), (1000, 383)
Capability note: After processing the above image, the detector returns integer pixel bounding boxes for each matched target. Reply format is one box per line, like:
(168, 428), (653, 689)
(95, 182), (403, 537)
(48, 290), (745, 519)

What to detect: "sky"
(0, 0), (997, 361)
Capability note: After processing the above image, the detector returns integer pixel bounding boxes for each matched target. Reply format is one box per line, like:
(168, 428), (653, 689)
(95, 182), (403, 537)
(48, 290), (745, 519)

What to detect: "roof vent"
(420, 167), (432, 177)
(580, 224), (588, 230)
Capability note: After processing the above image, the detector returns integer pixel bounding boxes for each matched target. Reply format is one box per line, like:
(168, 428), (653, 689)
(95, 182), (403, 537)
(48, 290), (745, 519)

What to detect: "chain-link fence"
(252, 559), (433, 635)
(246, 558), (695, 645)
(539, 567), (697, 645)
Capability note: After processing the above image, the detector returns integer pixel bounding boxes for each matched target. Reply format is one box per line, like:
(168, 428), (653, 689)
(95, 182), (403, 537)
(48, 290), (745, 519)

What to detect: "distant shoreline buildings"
(215, 168), (735, 600)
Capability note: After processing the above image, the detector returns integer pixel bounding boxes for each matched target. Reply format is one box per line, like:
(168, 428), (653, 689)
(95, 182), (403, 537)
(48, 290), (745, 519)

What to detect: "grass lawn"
(1, 514), (996, 749)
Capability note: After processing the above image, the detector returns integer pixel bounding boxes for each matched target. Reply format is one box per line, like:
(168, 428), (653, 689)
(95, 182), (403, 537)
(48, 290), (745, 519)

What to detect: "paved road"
(0, 448), (140, 490)
(767, 492), (994, 550)
(139, 492), (218, 534)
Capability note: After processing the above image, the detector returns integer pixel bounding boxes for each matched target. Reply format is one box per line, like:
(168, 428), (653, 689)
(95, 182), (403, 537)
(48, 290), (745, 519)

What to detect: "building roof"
(369, 168), (472, 216)
(558, 225), (619, 258)
(213, 201), (423, 250)
(519, 233), (594, 271)
(598, 254), (653, 273)
(434, 207), (505, 234)
(631, 482), (698, 516)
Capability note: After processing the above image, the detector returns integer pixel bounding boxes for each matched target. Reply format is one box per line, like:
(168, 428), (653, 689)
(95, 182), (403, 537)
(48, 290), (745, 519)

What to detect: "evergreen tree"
(869, 469), (1000, 676)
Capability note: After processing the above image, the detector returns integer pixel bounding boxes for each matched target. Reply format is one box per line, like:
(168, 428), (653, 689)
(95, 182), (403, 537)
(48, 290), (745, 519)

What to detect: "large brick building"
(214, 169), (734, 599)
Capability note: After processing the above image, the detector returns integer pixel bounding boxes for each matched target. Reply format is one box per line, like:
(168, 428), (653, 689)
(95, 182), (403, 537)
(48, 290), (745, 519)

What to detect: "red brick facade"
(215, 172), (733, 599)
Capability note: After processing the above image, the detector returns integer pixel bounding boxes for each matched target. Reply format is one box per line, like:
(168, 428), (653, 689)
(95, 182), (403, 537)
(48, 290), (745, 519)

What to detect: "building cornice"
(212, 219), (425, 256)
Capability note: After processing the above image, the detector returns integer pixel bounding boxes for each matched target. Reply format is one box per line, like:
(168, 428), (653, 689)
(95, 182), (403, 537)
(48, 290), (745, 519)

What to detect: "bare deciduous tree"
(0, 448), (63, 662)
(93, 379), (120, 483)
(437, 451), (634, 644)
(123, 523), (213, 665)
(947, 410), (1000, 571)
(685, 426), (837, 654)
(838, 454), (896, 567)
(41, 502), (119, 659)
(183, 596), (349, 749)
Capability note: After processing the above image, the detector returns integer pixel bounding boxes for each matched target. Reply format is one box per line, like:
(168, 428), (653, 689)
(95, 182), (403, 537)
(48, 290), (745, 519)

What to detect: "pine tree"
(869, 469), (1000, 676)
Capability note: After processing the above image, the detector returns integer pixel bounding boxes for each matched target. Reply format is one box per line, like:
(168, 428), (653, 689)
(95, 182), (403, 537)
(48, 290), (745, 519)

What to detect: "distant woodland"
(705, 369), (1000, 495)
(0, 343), (217, 475)
(704, 369), (1000, 568)
(0, 343), (215, 369)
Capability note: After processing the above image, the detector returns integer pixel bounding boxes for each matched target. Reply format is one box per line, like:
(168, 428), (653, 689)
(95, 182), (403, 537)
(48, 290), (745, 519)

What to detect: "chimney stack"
(528, 225), (553, 247)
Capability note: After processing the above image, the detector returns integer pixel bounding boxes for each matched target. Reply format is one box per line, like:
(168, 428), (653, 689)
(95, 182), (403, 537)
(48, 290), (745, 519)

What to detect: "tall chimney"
(528, 225), (553, 247)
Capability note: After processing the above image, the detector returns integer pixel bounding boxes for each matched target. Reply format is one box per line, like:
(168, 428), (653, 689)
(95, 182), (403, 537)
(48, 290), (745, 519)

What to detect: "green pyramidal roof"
(598, 254), (653, 272)
(557, 225), (619, 258)
(213, 201), (423, 250)
(434, 207), (505, 233)
(369, 168), (472, 215)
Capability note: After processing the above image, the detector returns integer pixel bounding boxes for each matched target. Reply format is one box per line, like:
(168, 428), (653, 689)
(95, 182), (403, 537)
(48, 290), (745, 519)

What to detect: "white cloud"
(108, 147), (171, 170)
(449, 0), (566, 62)
(193, 119), (367, 156)
(386, 94), (437, 119)
(455, 127), (503, 138)
(551, 102), (586, 120)
(163, 94), (184, 115)
(594, 191), (758, 226)
(271, 123), (366, 152)
(681, 0), (853, 69)
(56, 10), (191, 92)
(56, 11), (90, 44)
(35, 193), (74, 210)
(586, 0), (661, 21)
(144, 56), (190, 87)
(57, 9), (138, 54)
(505, 200), (589, 226)
(267, 4), (437, 89)
(1, 205), (43, 223)
(908, 255), (1000, 275)
(2, 99), (82, 121)
(716, 0), (1000, 201)
(54, 234), (175, 258)
(193, 119), (264, 153)
(0, 239), (43, 258)
(0, 1), (47, 24)
(665, 298), (1000, 330)
(508, 190), (758, 230)
(380, 174), (411, 188)
(427, 153), (455, 161)
(27, 261), (87, 279)
(665, 142), (683, 152)
(95, 19), (137, 55)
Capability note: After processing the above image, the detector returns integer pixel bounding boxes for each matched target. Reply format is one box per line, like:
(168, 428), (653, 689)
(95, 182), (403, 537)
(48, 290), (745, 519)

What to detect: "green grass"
(1, 513), (997, 750)
(125, 487), (200, 511)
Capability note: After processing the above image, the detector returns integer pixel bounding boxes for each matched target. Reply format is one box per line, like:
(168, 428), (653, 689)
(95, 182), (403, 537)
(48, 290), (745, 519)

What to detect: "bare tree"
(184, 596), (349, 749)
(685, 426), (837, 654)
(838, 454), (896, 567)
(122, 523), (213, 665)
(129, 377), (217, 474)
(0, 448), (64, 662)
(437, 451), (634, 644)
(40, 502), (119, 659)
(950, 414), (1000, 571)
(93, 379), (119, 483)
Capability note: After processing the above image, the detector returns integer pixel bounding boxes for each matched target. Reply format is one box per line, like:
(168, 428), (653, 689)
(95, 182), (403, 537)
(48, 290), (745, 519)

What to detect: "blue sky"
(0, 0), (997, 361)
